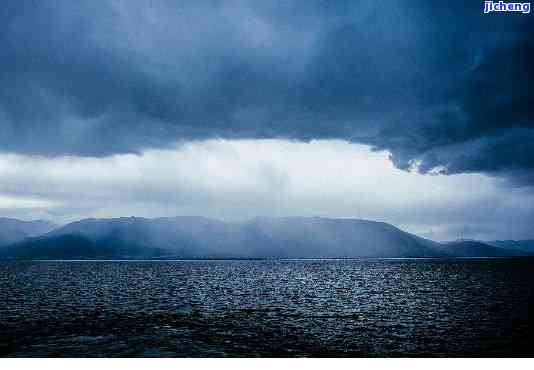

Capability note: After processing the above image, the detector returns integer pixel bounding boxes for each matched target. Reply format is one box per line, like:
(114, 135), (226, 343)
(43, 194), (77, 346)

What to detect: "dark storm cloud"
(0, 1), (532, 184)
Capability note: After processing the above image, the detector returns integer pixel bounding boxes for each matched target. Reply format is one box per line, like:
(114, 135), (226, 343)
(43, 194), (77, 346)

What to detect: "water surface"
(1, 259), (533, 357)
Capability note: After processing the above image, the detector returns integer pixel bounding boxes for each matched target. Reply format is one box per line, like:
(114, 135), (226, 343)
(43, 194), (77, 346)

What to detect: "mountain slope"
(45, 216), (229, 257)
(485, 240), (534, 254)
(0, 233), (171, 259)
(2, 216), (530, 260)
(234, 217), (444, 258)
(1, 216), (447, 259)
(441, 240), (527, 257)
(0, 218), (57, 246)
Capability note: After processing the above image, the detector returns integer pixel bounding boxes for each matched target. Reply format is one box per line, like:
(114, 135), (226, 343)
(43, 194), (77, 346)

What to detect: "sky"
(0, 1), (533, 241)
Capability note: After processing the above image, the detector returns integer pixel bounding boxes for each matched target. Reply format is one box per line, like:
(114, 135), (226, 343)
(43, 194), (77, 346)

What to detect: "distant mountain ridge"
(439, 240), (526, 257)
(485, 240), (534, 253)
(0, 218), (57, 247)
(0, 216), (531, 259)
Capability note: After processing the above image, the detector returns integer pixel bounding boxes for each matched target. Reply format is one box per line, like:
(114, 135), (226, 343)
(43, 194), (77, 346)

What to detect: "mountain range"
(485, 240), (534, 254)
(0, 218), (57, 246)
(0, 216), (532, 259)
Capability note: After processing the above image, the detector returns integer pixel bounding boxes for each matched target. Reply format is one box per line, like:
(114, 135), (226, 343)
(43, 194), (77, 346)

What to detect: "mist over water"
(2, 259), (534, 357)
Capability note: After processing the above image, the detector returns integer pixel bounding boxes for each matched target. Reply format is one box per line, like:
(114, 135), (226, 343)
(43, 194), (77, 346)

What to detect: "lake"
(1, 258), (533, 357)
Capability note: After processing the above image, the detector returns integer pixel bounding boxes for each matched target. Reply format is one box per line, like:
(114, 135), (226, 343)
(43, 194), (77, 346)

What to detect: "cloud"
(0, 139), (532, 241)
(0, 1), (532, 185)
